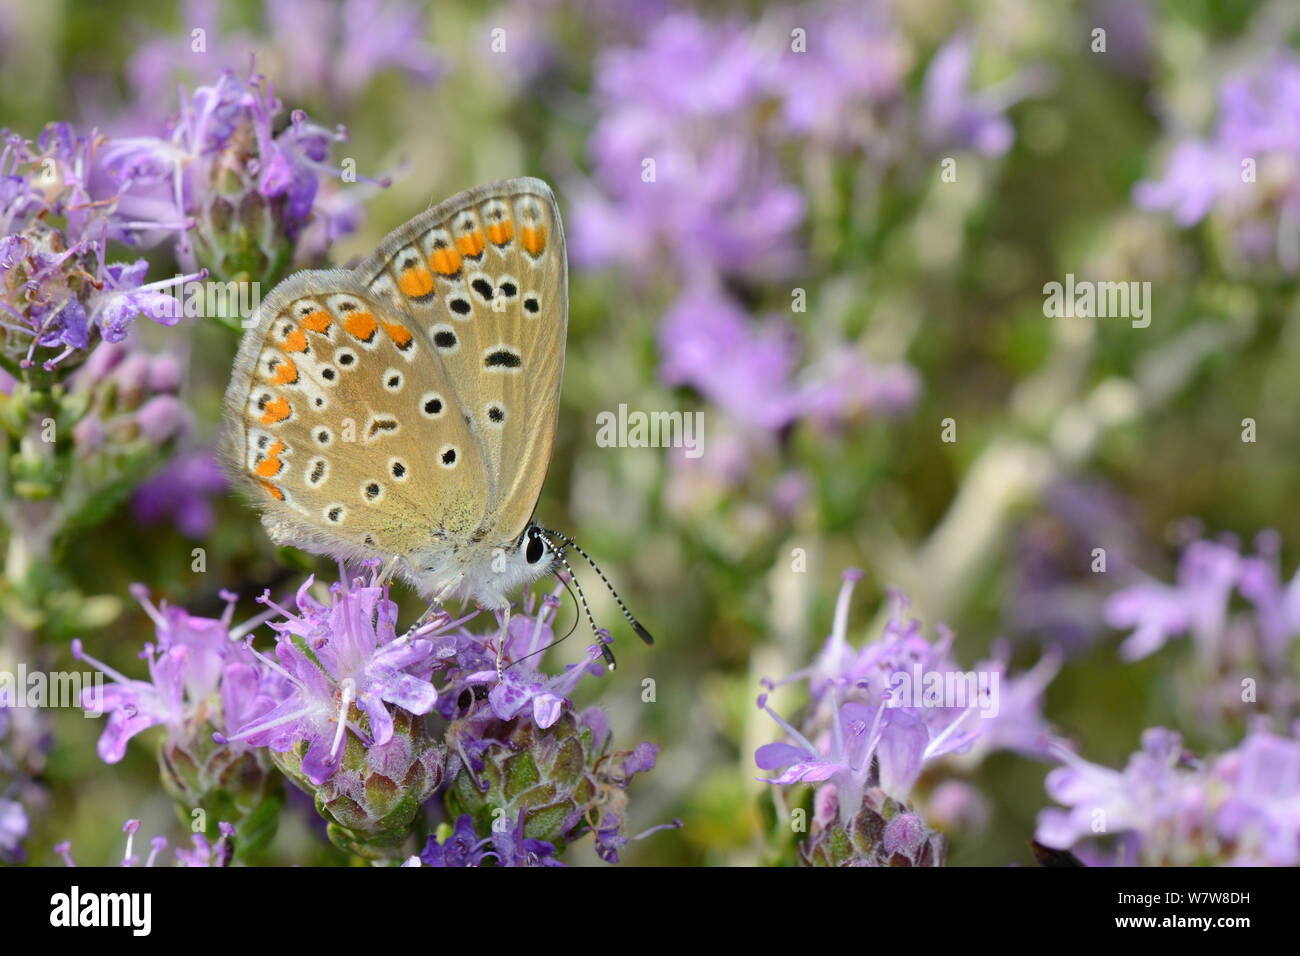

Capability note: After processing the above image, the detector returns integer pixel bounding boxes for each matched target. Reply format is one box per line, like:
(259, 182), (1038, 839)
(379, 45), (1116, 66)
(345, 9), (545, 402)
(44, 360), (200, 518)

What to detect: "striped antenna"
(538, 526), (655, 646)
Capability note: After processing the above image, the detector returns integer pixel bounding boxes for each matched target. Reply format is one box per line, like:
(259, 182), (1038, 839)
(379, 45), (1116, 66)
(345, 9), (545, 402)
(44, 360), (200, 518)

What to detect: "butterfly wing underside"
(354, 177), (568, 546)
(221, 270), (492, 561)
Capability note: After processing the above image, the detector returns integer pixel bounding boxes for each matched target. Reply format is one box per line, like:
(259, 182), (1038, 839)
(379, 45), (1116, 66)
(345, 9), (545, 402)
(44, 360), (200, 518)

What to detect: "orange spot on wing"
(456, 230), (485, 258)
(397, 266), (435, 299)
(282, 328), (308, 352)
(271, 358), (298, 385)
(428, 247), (462, 276)
(301, 310), (332, 333)
(260, 396), (291, 424)
(255, 439), (287, 477)
(485, 220), (514, 245)
(343, 310), (379, 341)
(520, 225), (547, 256)
(382, 321), (413, 347)
(257, 479), (284, 501)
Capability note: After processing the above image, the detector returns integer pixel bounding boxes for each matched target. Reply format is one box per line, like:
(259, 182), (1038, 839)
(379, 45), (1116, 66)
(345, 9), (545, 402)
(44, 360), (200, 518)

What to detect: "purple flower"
(73, 641), (189, 763)
(481, 596), (606, 729)
(102, 66), (389, 284)
(132, 447), (229, 538)
(125, 0), (441, 115)
(658, 283), (919, 436)
(1214, 728), (1300, 866)
(220, 566), (439, 785)
(57, 817), (234, 867)
(417, 815), (492, 867)
(1135, 53), (1300, 271)
(492, 809), (565, 867)
(757, 569), (1060, 810)
(0, 126), (199, 371)
(413, 811), (565, 868)
(72, 587), (279, 762)
(921, 34), (1020, 157)
(1037, 725), (1300, 866)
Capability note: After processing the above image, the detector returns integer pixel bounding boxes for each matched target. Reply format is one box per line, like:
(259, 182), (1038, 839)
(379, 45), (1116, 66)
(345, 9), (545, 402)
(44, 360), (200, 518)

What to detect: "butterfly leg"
(495, 605), (511, 684)
(376, 555), (402, 586)
(414, 573), (465, 628)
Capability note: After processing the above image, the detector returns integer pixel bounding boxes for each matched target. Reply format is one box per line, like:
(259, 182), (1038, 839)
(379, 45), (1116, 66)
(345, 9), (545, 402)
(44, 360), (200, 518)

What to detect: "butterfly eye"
(525, 531), (546, 565)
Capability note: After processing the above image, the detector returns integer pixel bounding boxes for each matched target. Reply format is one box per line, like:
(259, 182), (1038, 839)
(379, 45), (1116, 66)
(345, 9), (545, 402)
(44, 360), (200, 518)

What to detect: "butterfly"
(221, 177), (651, 672)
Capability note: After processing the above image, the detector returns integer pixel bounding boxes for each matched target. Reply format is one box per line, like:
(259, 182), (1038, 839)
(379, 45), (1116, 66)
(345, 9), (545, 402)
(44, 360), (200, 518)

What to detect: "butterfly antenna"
(538, 527), (655, 646)
(543, 537), (617, 671)
(504, 578), (582, 673)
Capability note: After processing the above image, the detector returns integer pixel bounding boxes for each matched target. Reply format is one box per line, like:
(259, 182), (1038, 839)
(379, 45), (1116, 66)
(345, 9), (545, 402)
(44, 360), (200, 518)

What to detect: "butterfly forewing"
(356, 177), (567, 546)
(221, 271), (491, 559)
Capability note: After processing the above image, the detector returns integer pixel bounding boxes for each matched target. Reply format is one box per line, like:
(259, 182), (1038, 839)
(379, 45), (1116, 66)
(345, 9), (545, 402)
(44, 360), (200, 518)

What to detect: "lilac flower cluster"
(755, 568), (1060, 864)
(1135, 53), (1300, 271)
(75, 566), (659, 865)
(1105, 530), (1300, 726)
(103, 66), (390, 286)
(73, 584), (280, 765)
(658, 283), (919, 442)
(68, 340), (191, 456)
(125, 0), (441, 115)
(214, 569), (442, 786)
(1036, 724), (1300, 866)
(567, 6), (1032, 499)
(1, 125), (197, 374)
(429, 586), (662, 864)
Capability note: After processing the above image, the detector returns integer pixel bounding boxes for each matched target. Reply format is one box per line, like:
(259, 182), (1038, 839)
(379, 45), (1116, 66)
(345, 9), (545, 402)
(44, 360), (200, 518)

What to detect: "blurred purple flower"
(658, 283), (918, 435)
(570, 13), (805, 283)
(775, 0), (909, 151)
(133, 447), (229, 539)
(1038, 725), (1300, 866)
(126, 0), (440, 116)
(1089, 0), (1154, 80)
(1107, 530), (1300, 728)
(921, 34), (1016, 157)
(1214, 728), (1300, 866)
(0, 797), (27, 863)
(56, 817), (234, 867)
(1036, 728), (1200, 865)
(1009, 481), (1147, 656)
(658, 284), (802, 431)
(758, 569), (1060, 810)
(1135, 53), (1300, 270)
(1105, 536), (1242, 661)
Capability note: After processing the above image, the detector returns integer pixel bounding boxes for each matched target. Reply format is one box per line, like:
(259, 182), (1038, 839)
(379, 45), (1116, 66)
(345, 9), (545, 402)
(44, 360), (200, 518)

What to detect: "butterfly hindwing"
(356, 177), (567, 546)
(221, 270), (491, 560)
